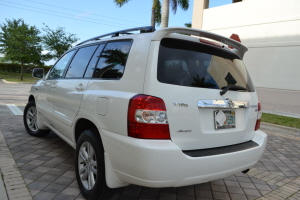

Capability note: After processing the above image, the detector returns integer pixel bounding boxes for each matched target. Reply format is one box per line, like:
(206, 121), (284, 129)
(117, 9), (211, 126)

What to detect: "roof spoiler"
(152, 27), (248, 59)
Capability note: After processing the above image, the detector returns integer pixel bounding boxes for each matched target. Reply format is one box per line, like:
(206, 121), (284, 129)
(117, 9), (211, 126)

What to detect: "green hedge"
(0, 63), (52, 73)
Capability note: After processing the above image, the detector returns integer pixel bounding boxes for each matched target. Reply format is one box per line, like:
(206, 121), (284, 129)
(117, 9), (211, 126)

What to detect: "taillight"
(255, 102), (262, 131)
(128, 94), (170, 139)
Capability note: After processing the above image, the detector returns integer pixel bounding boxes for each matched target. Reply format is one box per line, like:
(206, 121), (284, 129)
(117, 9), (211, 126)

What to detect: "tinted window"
(48, 51), (75, 80)
(65, 45), (98, 78)
(84, 44), (105, 78)
(93, 40), (132, 79)
(157, 38), (255, 92)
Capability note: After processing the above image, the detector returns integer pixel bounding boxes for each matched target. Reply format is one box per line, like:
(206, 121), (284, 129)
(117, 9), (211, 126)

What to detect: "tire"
(75, 129), (115, 200)
(23, 101), (50, 137)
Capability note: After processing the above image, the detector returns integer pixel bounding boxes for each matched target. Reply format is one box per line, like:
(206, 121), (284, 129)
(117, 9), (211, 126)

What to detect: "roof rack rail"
(76, 26), (155, 46)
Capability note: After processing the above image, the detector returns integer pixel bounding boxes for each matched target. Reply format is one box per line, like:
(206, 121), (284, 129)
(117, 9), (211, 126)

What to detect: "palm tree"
(161, 0), (189, 28)
(113, 0), (189, 28)
(114, 0), (161, 27)
(151, 0), (161, 27)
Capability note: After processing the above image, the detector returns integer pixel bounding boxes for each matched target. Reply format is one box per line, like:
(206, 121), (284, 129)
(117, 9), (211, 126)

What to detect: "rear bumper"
(101, 129), (267, 188)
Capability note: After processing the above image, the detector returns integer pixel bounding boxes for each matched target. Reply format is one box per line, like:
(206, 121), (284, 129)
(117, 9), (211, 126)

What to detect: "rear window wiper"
(220, 85), (247, 96)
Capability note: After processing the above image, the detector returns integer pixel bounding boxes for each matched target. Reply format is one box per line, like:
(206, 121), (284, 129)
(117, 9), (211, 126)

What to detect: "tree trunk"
(20, 61), (24, 81)
(161, 0), (169, 28)
(151, 0), (155, 27)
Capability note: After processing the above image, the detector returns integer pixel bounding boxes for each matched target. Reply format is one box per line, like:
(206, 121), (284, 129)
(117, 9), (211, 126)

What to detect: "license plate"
(214, 110), (236, 129)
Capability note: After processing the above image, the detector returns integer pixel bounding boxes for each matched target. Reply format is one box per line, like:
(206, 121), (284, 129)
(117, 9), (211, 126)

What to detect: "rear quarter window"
(93, 40), (132, 79)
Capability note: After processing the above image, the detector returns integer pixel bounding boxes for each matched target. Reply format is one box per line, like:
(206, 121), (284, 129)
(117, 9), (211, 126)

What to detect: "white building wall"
(194, 0), (300, 114)
(202, 0), (300, 91)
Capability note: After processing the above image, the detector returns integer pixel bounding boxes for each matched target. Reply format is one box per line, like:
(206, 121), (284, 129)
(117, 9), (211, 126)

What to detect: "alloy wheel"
(78, 141), (98, 190)
(26, 106), (38, 132)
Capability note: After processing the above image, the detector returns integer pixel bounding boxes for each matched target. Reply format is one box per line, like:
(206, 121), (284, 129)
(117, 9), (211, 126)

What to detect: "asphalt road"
(256, 87), (300, 117)
(0, 80), (32, 105)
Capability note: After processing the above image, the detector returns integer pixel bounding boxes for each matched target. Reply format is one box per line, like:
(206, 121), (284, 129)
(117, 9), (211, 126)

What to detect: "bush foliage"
(0, 63), (51, 73)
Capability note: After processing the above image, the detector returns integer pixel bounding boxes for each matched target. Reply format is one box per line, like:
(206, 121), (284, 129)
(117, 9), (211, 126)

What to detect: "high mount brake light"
(128, 94), (170, 139)
(229, 33), (241, 49)
(199, 38), (222, 48)
(255, 102), (262, 131)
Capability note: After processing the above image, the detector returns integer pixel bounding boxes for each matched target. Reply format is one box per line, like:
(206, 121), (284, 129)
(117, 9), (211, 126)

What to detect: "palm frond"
(178, 0), (189, 11)
(184, 22), (191, 28)
(113, 0), (131, 7)
(170, 0), (178, 14)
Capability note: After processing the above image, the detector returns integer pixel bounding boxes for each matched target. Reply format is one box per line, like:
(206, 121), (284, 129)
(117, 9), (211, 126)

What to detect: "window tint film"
(84, 44), (105, 78)
(157, 38), (255, 92)
(48, 51), (75, 80)
(93, 40), (132, 79)
(66, 45), (98, 78)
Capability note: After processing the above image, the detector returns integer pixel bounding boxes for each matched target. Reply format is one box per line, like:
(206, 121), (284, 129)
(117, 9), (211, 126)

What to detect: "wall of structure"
(193, 0), (300, 114)
(201, 0), (300, 91)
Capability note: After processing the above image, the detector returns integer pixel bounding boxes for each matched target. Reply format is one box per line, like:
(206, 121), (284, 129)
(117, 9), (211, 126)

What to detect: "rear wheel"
(23, 101), (50, 137)
(75, 129), (115, 200)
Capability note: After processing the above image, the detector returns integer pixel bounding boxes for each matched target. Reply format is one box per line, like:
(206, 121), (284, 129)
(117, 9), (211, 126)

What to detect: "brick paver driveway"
(1, 115), (300, 200)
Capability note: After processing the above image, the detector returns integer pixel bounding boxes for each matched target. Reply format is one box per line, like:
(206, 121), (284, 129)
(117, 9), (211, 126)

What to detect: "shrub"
(0, 63), (51, 73)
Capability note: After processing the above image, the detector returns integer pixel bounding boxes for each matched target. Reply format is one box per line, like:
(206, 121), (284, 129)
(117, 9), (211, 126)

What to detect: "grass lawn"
(0, 71), (37, 83)
(262, 113), (300, 129)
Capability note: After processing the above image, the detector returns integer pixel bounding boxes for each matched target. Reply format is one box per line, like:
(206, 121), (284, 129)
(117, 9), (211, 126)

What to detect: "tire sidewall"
(23, 101), (39, 135)
(75, 129), (110, 200)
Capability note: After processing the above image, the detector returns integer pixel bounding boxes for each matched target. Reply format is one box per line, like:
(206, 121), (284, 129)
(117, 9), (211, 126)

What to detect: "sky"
(0, 0), (233, 64)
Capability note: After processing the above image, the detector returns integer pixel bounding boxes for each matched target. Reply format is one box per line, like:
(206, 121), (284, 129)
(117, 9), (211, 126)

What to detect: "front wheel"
(23, 101), (50, 137)
(75, 129), (115, 200)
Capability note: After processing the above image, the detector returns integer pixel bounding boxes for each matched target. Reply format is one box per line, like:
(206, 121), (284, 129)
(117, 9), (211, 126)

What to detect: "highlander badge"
(177, 130), (192, 132)
(173, 103), (188, 107)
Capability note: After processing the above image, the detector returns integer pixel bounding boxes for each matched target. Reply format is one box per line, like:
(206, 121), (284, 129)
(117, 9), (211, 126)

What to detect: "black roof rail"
(76, 26), (155, 46)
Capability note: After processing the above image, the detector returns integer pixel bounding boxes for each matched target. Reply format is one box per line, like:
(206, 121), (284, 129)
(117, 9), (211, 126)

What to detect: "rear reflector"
(255, 102), (262, 131)
(128, 94), (170, 139)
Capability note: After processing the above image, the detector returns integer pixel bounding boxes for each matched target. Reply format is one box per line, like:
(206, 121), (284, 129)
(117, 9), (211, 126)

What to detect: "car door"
(52, 44), (104, 141)
(36, 50), (76, 126)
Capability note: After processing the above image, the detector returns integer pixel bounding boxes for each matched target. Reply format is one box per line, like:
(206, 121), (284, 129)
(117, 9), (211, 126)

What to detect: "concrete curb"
(261, 122), (300, 138)
(1, 79), (35, 84)
(0, 168), (8, 200)
(0, 130), (9, 200)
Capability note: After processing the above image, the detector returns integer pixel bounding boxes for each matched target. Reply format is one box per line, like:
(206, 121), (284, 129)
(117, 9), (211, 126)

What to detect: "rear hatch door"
(144, 38), (259, 150)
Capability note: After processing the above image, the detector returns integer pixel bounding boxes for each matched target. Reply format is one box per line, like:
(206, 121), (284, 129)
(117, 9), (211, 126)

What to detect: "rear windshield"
(157, 38), (255, 92)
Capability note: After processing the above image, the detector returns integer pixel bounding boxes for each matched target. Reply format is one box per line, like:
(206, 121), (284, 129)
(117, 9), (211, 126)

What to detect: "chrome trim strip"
(197, 100), (248, 109)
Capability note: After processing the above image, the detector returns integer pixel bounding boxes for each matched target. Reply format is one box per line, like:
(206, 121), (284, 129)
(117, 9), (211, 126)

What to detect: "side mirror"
(32, 68), (44, 79)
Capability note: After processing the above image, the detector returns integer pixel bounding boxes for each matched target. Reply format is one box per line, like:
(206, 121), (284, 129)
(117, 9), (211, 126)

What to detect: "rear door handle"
(51, 84), (57, 89)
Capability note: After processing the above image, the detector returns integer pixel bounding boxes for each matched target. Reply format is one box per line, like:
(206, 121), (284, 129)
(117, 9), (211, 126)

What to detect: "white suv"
(24, 26), (267, 200)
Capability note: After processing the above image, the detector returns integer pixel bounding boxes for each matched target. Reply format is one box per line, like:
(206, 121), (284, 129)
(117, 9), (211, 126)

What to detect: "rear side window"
(84, 44), (105, 78)
(48, 50), (75, 80)
(157, 38), (255, 92)
(93, 40), (132, 79)
(65, 45), (98, 78)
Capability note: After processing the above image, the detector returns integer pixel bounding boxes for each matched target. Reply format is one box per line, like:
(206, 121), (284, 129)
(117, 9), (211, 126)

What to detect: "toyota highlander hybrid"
(24, 26), (267, 200)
